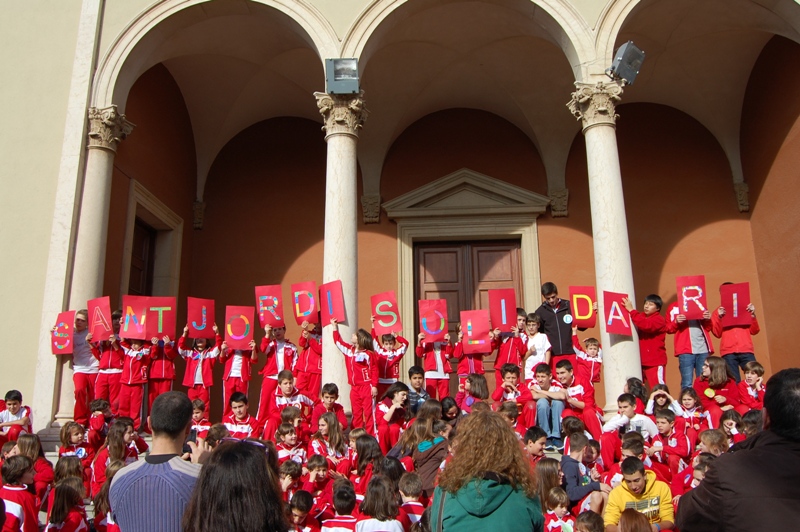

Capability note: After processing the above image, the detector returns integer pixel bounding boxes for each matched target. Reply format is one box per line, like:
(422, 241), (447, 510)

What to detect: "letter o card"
(225, 306), (255, 350)
(291, 281), (318, 326)
(677, 275), (707, 320)
(187, 297), (216, 339)
(419, 299), (448, 343)
(461, 310), (491, 354)
(603, 291), (632, 336)
(371, 291), (402, 336)
(52, 311), (76, 355)
(569, 286), (597, 328)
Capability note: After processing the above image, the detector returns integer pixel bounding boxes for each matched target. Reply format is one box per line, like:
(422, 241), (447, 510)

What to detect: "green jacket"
(429, 475), (544, 532)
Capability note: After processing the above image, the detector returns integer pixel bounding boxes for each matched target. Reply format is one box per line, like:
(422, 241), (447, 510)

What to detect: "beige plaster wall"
(0, 0), (83, 402)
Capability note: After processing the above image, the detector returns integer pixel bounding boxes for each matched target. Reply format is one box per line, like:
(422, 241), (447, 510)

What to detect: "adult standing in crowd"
(110, 391), (209, 532)
(534, 283), (576, 367)
(70, 309), (98, 427)
(430, 410), (543, 531)
(677, 368), (800, 531)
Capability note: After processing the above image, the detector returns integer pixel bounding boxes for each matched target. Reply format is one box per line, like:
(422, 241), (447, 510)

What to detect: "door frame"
(383, 168), (551, 377)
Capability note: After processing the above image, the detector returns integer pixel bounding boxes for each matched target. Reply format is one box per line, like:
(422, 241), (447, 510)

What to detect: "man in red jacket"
(624, 295), (667, 388)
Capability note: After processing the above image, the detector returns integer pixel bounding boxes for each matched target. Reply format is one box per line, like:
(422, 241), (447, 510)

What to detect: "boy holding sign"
(711, 282), (760, 383)
(623, 295), (668, 388)
(178, 324), (222, 419)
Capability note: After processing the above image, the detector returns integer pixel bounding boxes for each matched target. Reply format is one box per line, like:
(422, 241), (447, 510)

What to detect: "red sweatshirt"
(177, 335), (222, 387)
(148, 341), (177, 380)
(710, 311), (759, 355)
(629, 310), (667, 366)
(90, 341), (123, 371)
(297, 333), (323, 375)
(332, 331), (379, 387)
(119, 341), (154, 385)
(694, 377), (741, 410)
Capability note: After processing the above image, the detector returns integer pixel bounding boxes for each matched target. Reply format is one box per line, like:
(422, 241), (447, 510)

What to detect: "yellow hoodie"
(604, 469), (675, 527)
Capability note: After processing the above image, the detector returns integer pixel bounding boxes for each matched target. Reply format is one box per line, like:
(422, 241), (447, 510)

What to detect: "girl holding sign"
(331, 318), (379, 435)
(178, 324), (222, 420)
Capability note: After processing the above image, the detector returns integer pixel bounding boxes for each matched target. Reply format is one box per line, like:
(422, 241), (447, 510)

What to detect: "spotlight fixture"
(606, 41), (645, 85)
(325, 58), (359, 94)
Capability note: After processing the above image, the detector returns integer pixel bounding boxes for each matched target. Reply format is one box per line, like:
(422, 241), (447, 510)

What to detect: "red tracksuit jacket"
(629, 310), (667, 366)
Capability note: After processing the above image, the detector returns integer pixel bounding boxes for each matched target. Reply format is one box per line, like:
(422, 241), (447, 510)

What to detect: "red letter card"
(371, 291), (402, 335)
(720, 282), (751, 327)
(603, 291), (632, 336)
(187, 297), (216, 339)
(255, 285), (285, 328)
(225, 306), (255, 350)
(677, 275), (708, 320)
(419, 299), (448, 343)
(319, 280), (346, 324)
(291, 281), (318, 326)
(488, 289), (517, 332)
(52, 310), (76, 355)
(146, 297), (177, 339)
(461, 309), (491, 354)
(569, 286), (597, 328)
(88, 296), (113, 341)
(121, 295), (149, 340)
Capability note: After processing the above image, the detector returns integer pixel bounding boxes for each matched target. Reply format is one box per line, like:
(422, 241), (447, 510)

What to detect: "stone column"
(314, 91), (368, 411)
(53, 106), (133, 425)
(568, 82), (641, 415)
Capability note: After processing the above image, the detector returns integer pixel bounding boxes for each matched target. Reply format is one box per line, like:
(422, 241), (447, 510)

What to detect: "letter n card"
(461, 310), (491, 354)
(603, 291), (632, 336)
(371, 291), (402, 335)
(121, 295), (149, 340)
(569, 286), (597, 328)
(52, 311), (76, 355)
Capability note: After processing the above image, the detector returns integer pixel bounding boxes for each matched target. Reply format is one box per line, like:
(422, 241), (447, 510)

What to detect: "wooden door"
(129, 218), (156, 296)
(415, 241), (522, 394)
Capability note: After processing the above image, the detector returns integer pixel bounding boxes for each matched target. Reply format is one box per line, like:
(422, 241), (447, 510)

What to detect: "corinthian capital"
(87, 105), (135, 152)
(567, 82), (623, 131)
(313, 91), (369, 139)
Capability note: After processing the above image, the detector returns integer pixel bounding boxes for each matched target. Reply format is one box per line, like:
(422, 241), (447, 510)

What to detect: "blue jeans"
(723, 353), (756, 383)
(536, 397), (565, 440)
(678, 353), (709, 390)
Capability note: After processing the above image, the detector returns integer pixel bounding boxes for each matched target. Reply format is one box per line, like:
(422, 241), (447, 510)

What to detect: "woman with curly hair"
(429, 410), (543, 531)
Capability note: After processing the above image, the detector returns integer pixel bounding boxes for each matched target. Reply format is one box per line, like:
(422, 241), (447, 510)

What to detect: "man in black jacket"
(534, 282), (576, 367)
(677, 368), (800, 531)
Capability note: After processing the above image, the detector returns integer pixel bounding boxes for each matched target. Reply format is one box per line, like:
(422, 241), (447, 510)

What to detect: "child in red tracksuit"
(331, 318), (379, 434)
(256, 324), (298, 433)
(453, 324), (497, 387)
(375, 382), (409, 454)
(737, 361), (765, 414)
(58, 422), (95, 494)
(416, 333), (452, 400)
(571, 326), (602, 386)
(371, 323), (409, 397)
(648, 409), (691, 479)
(219, 340), (258, 417)
(711, 294), (759, 383)
(88, 309), (123, 413)
(624, 294), (667, 388)
(491, 364), (536, 429)
(147, 336), (177, 414)
(177, 324), (222, 420)
(311, 383), (348, 433)
(492, 309), (528, 389)
(118, 337), (157, 429)
(296, 320), (323, 399)
(87, 399), (113, 452)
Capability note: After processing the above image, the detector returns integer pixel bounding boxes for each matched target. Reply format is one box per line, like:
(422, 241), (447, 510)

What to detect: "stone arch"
(92, 0), (338, 111)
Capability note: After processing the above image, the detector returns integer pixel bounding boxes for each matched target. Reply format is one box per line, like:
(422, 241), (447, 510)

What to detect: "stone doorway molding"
(383, 168), (551, 352)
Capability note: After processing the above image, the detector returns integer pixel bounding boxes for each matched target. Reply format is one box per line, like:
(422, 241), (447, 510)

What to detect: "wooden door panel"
(129, 219), (156, 296)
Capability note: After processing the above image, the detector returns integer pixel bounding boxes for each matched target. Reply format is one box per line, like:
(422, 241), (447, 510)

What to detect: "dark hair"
(376, 457), (404, 489)
(279, 460), (302, 479)
(655, 409), (676, 424)
(205, 424), (230, 448)
(534, 363), (551, 376)
(743, 361), (765, 377)
(356, 435), (384, 477)
(359, 475), (399, 521)
(289, 490), (313, 513)
(49, 477), (84, 525)
(741, 409), (763, 437)
(281, 406), (302, 423)
(398, 472), (423, 497)
(465, 374), (489, 400)
(4, 390), (22, 403)
(54, 456), (82, 483)
(651, 384), (670, 405)
(498, 401), (519, 421)
(229, 392), (248, 406)
(381, 334), (394, 344)
(94, 460), (125, 517)
(541, 282), (558, 296)
(516, 307), (527, 318)
(626, 378), (647, 405)
(307, 454), (328, 471)
(680, 387), (700, 406)
(569, 432), (588, 452)
(524, 426), (547, 444)
(644, 294), (663, 311)
(705, 356), (735, 388)
(182, 440), (288, 532)
(501, 363), (520, 378)
(381, 382), (410, 402)
(621, 438), (644, 456)
(333, 479), (357, 515)
(356, 329), (373, 351)
(620, 456), (646, 476)
(619, 508), (651, 532)
(555, 359), (573, 372)
(191, 399), (206, 411)
(411, 507), (431, 532)
(764, 368), (800, 441)
(90, 398), (110, 413)
(546, 486), (569, 510)
(275, 423), (296, 440)
(59, 421), (85, 448)
(526, 313), (542, 326)
(95, 418), (133, 463)
(561, 416), (585, 437)
(150, 391), (192, 438)
(617, 393), (636, 407)
(313, 412), (347, 456)
(720, 409), (742, 430)
(440, 397), (458, 419)
(408, 366), (424, 378)
(2, 455), (32, 484)
(576, 510), (604, 532)
(277, 370), (294, 383)
(321, 383), (339, 397)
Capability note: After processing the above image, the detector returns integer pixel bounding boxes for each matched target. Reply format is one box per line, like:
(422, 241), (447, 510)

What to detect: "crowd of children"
(1, 280), (769, 531)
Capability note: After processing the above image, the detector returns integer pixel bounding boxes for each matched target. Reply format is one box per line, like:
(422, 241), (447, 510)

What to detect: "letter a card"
(88, 296), (113, 341)
(603, 291), (632, 336)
